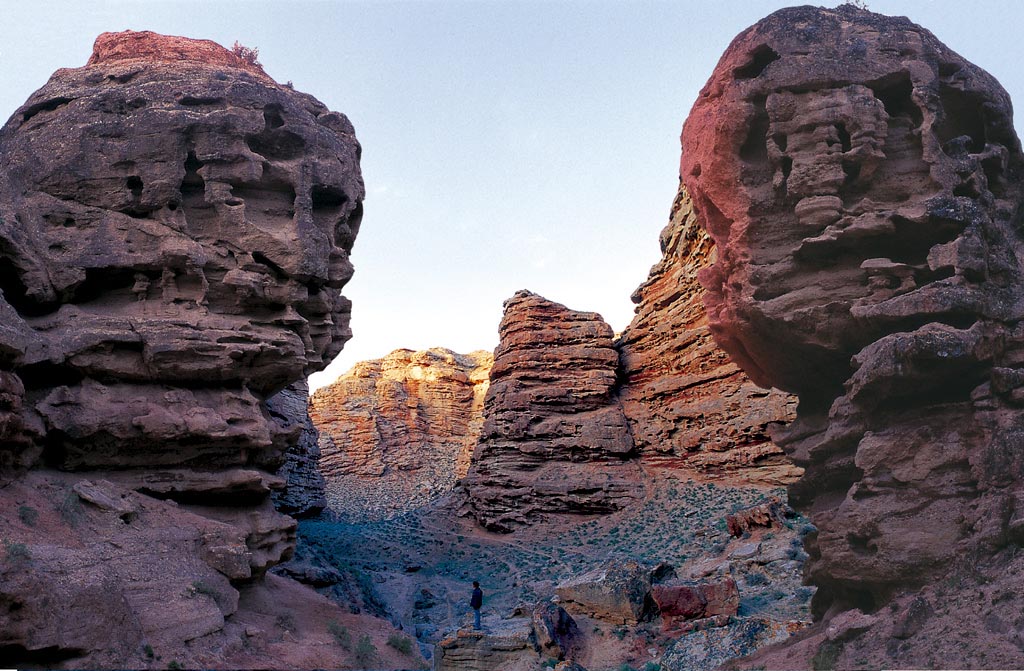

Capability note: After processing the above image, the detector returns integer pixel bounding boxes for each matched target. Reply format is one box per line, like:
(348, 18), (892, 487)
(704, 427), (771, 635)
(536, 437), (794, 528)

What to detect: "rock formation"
(464, 290), (643, 532)
(310, 347), (491, 519)
(617, 185), (799, 485)
(269, 381), (327, 518)
(0, 31), (393, 668)
(682, 5), (1024, 668)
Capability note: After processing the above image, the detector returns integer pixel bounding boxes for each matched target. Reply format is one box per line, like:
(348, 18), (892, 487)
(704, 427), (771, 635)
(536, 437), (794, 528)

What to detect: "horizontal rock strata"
(0, 30), (362, 667)
(617, 186), (799, 485)
(311, 347), (492, 518)
(463, 290), (643, 532)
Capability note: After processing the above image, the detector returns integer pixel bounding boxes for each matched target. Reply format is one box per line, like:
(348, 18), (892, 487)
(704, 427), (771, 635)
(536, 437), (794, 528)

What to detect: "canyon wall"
(617, 185), (799, 485)
(463, 291), (643, 532)
(0, 31), (417, 669)
(682, 6), (1024, 668)
(310, 347), (491, 518)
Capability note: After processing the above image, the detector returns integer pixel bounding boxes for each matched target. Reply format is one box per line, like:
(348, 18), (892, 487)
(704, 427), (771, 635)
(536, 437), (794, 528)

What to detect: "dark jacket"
(471, 587), (483, 610)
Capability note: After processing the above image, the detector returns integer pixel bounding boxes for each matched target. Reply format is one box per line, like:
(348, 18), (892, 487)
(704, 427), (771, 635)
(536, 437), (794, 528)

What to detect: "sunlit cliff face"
(680, 6), (1023, 400)
(681, 5), (1024, 616)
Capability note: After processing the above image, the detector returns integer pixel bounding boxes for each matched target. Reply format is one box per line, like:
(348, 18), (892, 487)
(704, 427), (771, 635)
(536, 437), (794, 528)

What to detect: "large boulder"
(682, 5), (1024, 668)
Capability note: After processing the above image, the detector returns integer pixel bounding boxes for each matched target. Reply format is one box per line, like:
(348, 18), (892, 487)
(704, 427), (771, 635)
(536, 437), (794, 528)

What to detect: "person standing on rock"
(470, 581), (483, 630)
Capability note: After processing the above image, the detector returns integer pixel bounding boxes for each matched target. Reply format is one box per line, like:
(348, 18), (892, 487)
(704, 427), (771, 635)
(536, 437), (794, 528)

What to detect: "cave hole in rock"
(179, 95), (223, 106)
(20, 97), (74, 124)
(740, 96), (770, 165)
(0, 645), (86, 667)
(834, 123), (852, 153)
(17, 361), (84, 391)
(252, 252), (288, 280)
(127, 175), (143, 198)
(935, 84), (987, 153)
(733, 44), (781, 79)
(0, 246), (56, 318)
(181, 152), (206, 200)
(263, 103), (285, 129)
(68, 267), (140, 306)
(869, 74), (922, 129)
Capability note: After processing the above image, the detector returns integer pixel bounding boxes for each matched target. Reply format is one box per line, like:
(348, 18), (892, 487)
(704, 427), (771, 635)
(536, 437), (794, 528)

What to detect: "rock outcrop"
(0, 30), (375, 668)
(683, 6), (1024, 668)
(617, 186), (799, 485)
(463, 291), (643, 532)
(310, 347), (491, 519)
(269, 381), (327, 518)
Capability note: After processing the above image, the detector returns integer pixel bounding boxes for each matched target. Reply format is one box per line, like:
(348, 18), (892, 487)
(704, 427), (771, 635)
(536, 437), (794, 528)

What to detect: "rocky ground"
(293, 467), (813, 670)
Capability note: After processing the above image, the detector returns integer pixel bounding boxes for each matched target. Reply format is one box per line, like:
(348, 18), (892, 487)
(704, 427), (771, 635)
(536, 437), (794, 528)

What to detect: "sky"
(1, 0), (1022, 391)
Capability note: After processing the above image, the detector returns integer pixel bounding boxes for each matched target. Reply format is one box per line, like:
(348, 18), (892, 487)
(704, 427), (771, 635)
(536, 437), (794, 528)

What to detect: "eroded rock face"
(311, 347), (491, 519)
(617, 185), (799, 485)
(682, 6), (1024, 667)
(463, 291), (643, 532)
(268, 381), (327, 518)
(0, 30), (363, 667)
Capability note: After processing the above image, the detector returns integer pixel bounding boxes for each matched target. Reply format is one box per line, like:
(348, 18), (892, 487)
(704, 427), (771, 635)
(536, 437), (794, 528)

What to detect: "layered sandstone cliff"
(0, 31), (411, 669)
(310, 347), (491, 518)
(617, 185), (799, 485)
(464, 291), (643, 532)
(682, 6), (1024, 668)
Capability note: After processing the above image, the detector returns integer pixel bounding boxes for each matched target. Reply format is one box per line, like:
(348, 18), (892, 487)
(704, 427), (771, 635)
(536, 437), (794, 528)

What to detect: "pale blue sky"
(1, 1), (1021, 390)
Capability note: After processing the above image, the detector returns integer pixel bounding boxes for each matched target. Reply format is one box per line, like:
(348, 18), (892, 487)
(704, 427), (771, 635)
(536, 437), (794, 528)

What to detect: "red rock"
(682, 5), (1024, 668)
(617, 186), (799, 485)
(87, 30), (271, 80)
(652, 577), (739, 633)
(725, 497), (787, 537)
(311, 347), (491, 516)
(0, 31), (362, 667)
(463, 291), (643, 532)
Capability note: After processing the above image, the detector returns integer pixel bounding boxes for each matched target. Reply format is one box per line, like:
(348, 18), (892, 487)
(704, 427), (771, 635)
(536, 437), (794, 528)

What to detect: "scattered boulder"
(652, 577), (739, 634)
(725, 498), (788, 537)
(532, 602), (582, 661)
(556, 561), (655, 625)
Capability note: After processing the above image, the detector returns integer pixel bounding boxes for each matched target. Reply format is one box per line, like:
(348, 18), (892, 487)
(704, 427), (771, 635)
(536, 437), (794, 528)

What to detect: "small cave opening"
(263, 103), (286, 129)
(179, 95), (223, 107)
(21, 97), (74, 124)
(126, 175), (143, 199)
(68, 267), (140, 306)
(311, 185), (348, 210)
(739, 96), (770, 165)
(935, 84), (988, 154)
(252, 252), (288, 280)
(17, 361), (84, 391)
(870, 75), (923, 129)
(181, 152), (205, 197)
(733, 44), (781, 80)
(0, 644), (86, 667)
(835, 123), (852, 153)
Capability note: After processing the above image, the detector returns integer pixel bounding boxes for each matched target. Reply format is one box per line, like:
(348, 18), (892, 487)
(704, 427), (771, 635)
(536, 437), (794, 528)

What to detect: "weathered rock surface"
(683, 5), (1024, 668)
(617, 186), (799, 485)
(310, 347), (491, 518)
(269, 381), (327, 518)
(0, 30), (367, 668)
(555, 561), (657, 625)
(651, 577), (739, 634)
(463, 291), (643, 532)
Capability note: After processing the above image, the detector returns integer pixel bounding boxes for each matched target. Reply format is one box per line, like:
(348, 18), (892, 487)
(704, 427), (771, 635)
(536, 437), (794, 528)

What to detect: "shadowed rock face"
(683, 6), (1024, 668)
(464, 290), (643, 532)
(0, 30), (363, 470)
(0, 31), (364, 667)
